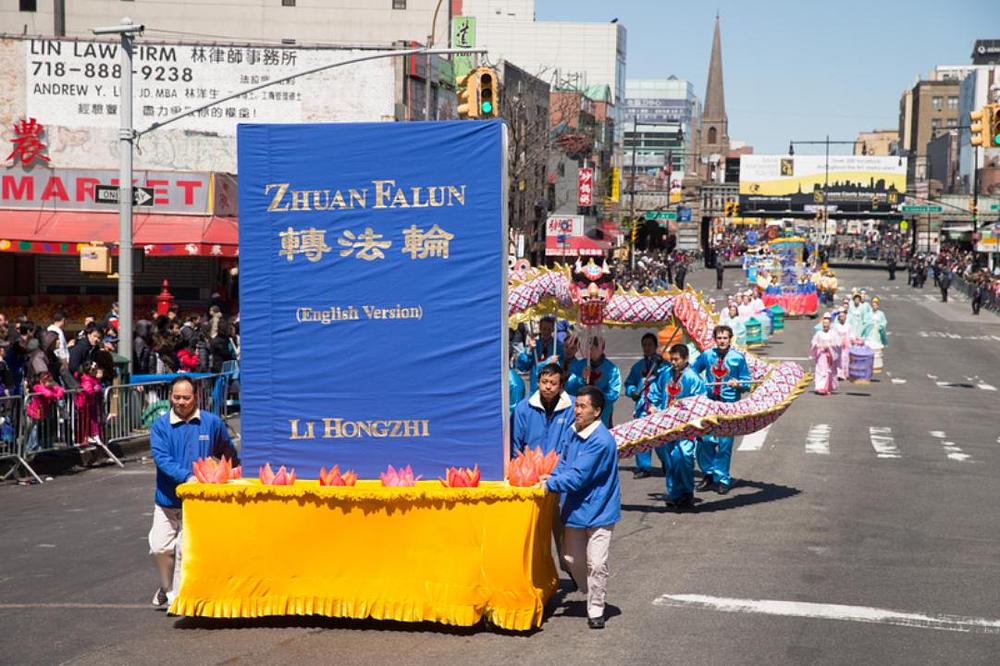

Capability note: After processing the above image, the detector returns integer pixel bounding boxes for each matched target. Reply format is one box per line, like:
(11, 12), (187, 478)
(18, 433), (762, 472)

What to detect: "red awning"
(0, 209), (238, 257)
(545, 235), (611, 257)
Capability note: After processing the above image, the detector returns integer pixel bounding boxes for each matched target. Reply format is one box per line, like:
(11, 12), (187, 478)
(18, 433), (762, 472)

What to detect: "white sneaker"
(151, 587), (168, 607)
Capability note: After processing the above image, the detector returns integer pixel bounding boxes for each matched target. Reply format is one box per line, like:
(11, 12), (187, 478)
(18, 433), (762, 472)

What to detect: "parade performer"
(720, 304), (748, 348)
(626, 333), (667, 478)
(811, 314), (839, 395)
(566, 335), (621, 428)
(511, 363), (575, 456)
(846, 292), (873, 339)
(690, 325), (751, 494)
(831, 308), (852, 381)
(647, 344), (707, 508)
(865, 297), (888, 373)
(544, 386), (621, 630)
(516, 315), (565, 393)
(148, 376), (236, 608)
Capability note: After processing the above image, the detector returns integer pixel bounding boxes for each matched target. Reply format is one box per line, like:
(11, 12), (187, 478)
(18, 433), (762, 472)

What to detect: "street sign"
(93, 185), (155, 207)
(990, 203), (1000, 211)
(900, 204), (942, 214)
(644, 211), (678, 221)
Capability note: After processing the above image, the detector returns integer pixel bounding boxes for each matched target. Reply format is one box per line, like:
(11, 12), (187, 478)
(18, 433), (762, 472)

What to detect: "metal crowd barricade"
(16, 386), (123, 481)
(102, 372), (233, 452)
(1, 394), (43, 485)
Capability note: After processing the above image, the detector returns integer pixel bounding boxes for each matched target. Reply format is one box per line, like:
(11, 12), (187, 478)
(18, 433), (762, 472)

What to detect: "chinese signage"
(6, 117), (49, 165)
(739, 155), (906, 214)
(610, 167), (620, 202)
(545, 215), (584, 238)
(24, 38), (395, 136)
(451, 17), (477, 80)
(578, 167), (594, 206)
(238, 120), (508, 480)
(0, 164), (220, 214)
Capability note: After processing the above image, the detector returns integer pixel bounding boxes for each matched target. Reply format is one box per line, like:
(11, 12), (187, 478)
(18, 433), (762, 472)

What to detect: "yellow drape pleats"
(171, 480), (558, 631)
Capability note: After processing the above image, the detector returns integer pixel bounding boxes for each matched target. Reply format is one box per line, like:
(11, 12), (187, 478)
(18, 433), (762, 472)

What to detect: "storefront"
(0, 163), (238, 319)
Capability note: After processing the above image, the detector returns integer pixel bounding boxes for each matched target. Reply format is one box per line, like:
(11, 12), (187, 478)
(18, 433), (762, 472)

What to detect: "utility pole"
(629, 116), (638, 270)
(424, 0), (446, 121)
(92, 18), (143, 372)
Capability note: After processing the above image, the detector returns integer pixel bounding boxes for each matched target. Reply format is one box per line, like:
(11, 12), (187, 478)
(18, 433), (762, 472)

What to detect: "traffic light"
(991, 104), (1000, 147)
(970, 105), (993, 147)
(477, 67), (498, 118)
(456, 69), (481, 119)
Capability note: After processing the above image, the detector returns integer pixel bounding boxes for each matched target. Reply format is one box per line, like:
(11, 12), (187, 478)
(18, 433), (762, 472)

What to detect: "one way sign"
(94, 185), (155, 207)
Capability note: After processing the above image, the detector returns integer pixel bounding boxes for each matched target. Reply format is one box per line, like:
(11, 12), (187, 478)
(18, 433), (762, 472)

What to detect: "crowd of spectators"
(1, 298), (239, 401)
(613, 250), (697, 292)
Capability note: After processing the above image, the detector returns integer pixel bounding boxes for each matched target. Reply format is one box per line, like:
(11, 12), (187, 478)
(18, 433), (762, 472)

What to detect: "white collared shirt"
(169, 408), (201, 425)
(572, 419), (601, 440)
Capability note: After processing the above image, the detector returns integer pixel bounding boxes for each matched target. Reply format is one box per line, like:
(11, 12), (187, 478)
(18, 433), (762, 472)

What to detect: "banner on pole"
(238, 121), (509, 479)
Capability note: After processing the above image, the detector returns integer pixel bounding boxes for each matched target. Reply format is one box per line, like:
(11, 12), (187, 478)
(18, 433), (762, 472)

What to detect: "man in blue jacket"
(690, 325), (751, 495)
(511, 363), (574, 456)
(148, 376), (236, 608)
(515, 316), (565, 393)
(544, 386), (621, 629)
(648, 344), (707, 508)
(565, 335), (621, 428)
(624, 333), (666, 478)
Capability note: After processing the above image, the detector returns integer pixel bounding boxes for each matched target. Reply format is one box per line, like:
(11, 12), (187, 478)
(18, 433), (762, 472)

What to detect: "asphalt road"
(2, 266), (1000, 665)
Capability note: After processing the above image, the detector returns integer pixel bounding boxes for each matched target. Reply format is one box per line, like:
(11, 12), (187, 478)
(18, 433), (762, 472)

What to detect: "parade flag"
(238, 121), (509, 479)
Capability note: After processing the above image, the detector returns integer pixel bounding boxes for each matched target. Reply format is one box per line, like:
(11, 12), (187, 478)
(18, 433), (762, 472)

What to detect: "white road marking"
(737, 425), (771, 452)
(891, 378), (906, 384)
(991, 336), (1000, 342)
(941, 440), (973, 463)
(977, 383), (997, 391)
(652, 594), (1000, 634)
(805, 424), (831, 455)
(0, 603), (149, 610)
(927, 373), (938, 380)
(869, 426), (900, 459)
(929, 431), (946, 439)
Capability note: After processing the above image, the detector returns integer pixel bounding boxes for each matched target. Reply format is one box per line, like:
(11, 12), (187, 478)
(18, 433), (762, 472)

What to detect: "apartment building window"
(947, 96), (958, 110)
(931, 96), (943, 111)
(19, 0), (37, 12)
(282, 0), (296, 6)
(393, 0), (406, 8)
(930, 118), (941, 130)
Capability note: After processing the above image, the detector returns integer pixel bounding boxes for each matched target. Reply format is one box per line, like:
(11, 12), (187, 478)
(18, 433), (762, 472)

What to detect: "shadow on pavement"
(621, 478), (801, 514)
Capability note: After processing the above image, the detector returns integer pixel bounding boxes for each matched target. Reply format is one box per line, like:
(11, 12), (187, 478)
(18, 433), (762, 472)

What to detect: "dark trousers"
(940, 286), (949, 302)
(888, 267), (895, 280)
(716, 273), (724, 290)
(972, 296), (982, 315)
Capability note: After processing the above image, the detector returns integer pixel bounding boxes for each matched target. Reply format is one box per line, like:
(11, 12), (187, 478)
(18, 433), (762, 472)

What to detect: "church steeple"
(700, 14), (730, 180)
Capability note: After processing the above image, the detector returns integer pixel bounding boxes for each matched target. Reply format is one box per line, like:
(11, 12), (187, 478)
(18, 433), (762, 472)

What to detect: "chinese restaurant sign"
(238, 121), (509, 479)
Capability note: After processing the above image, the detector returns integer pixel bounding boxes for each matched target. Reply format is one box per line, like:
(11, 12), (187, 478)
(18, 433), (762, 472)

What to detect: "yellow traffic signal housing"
(477, 67), (498, 118)
(970, 106), (990, 147)
(990, 104), (1000, 147)
(456, 70), (481, 119)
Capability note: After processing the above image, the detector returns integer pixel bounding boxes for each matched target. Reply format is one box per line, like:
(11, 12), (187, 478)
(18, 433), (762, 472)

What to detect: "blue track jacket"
(624, 355), (665, 418)
(151, 409), (236, 508)
(511, 390), (574, 456)
(648, 364), (707, 409)
(546, 420), (621, 528)
(515, 338), (565, 393)
(691, 347), (751, 403)
(566, 357), (621, 427)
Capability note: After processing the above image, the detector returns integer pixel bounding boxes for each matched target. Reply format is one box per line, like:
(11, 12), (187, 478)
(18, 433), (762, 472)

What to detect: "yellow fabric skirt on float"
(171, 480), (558, 631)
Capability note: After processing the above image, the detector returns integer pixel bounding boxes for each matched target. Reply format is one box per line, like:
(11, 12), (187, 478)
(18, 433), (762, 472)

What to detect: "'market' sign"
(238, 121), (509, 479)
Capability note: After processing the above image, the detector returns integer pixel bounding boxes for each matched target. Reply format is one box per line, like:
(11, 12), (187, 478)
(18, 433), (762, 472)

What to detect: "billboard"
(238, 121), (508, 480)
(545, 214), (584, 238)
(739, 155), (906, 214)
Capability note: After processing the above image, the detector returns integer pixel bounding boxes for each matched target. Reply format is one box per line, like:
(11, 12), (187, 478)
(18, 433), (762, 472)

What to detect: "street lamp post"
(92, 18), (144, 372)
(424, 0), (446, 121)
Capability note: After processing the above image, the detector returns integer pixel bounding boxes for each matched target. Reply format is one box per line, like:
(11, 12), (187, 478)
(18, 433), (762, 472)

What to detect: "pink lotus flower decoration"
(191, 456), (242, 483)
(440, 465), (481, 488)
(259, 463), (296, 486)
(319, 465), (358, 487)
(380, 464), (421, 487)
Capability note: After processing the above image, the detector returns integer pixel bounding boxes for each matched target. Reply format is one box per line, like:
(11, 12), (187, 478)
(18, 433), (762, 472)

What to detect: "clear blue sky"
(535, 0), (1000, 155)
